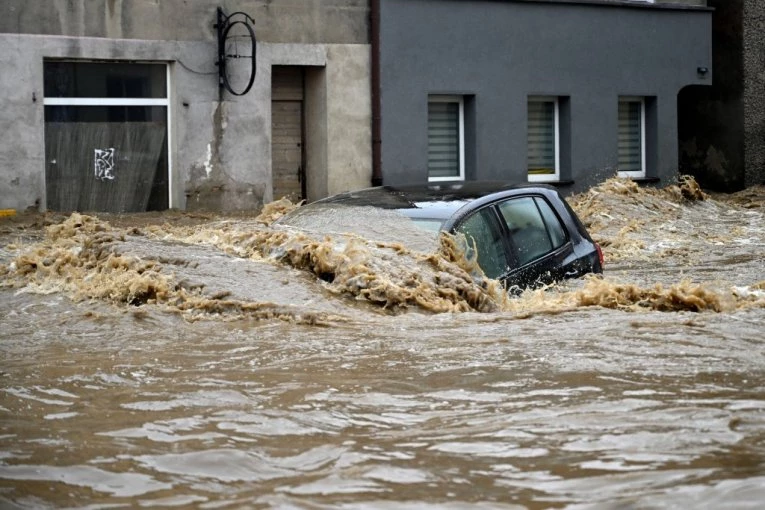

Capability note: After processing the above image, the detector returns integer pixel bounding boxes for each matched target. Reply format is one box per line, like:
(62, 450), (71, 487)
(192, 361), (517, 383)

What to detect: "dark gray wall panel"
(379, 0), (712, 192)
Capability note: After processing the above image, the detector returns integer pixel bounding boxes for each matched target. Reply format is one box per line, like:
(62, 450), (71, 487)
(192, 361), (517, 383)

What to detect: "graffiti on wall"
(94, 148), (116, 181)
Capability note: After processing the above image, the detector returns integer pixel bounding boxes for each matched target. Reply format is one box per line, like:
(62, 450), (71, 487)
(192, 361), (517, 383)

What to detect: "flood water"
(1, 179), (764, 508)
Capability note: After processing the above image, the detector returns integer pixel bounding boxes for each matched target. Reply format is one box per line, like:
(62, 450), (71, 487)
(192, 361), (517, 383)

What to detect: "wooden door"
(271, 67), (305, 202)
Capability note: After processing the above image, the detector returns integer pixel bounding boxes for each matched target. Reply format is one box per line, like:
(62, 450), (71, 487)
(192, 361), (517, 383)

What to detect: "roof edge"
(441, 0), (713, 13)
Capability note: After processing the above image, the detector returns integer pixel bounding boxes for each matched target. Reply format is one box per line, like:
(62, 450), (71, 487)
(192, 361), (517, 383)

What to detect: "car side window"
(534, 197), (567, 249)
(497, 196), (553, 266)
(455, 209), (507, 279)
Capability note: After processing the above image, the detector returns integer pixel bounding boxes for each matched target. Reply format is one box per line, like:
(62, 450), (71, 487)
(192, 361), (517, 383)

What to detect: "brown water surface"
(1, 179), (764, 508)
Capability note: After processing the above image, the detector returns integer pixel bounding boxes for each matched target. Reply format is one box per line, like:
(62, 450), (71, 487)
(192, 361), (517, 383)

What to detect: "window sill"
(536, 180), (575, 187)
(630, 176), (661, 184)
(509, 0), (712, 12)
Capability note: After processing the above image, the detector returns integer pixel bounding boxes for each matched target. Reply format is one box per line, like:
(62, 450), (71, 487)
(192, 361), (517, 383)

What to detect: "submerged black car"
(278, 182), (603, 289)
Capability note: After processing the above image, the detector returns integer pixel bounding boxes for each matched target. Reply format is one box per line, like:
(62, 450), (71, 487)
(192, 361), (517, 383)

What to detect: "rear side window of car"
(534, 197), (567, 249)
(497, 196), (554, 266)
(455, 209), (507, 279)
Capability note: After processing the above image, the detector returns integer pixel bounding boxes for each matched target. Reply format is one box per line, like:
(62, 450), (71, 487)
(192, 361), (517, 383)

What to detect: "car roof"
(307, 181), (557, 221)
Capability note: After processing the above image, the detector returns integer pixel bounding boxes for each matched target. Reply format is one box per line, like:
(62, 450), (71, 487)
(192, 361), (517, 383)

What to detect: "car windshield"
(409, 218), (445, 233)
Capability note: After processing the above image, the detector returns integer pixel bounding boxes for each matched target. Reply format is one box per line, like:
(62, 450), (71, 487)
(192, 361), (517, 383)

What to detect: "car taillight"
(595, 243), (604, 267)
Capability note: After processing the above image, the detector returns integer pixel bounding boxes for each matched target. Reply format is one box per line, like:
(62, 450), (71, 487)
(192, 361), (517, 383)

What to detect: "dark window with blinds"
(618, 99), (644, 175)
(428, 97), (463, 180)
(527, 98), (558, 179)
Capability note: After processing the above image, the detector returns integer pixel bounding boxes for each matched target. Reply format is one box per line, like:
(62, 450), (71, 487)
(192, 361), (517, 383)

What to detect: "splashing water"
(2, 177), (762, 317)
(1, 177), (764, 508)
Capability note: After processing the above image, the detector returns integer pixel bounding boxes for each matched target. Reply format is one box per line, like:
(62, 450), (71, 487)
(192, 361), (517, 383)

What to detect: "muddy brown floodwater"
(1, 178), (764, 509)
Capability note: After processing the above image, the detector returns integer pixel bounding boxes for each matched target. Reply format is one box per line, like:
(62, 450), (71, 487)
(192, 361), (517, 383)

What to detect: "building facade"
(2, 1), (739, 213)
(679, 0), (765, 190)
(0, 0), (372, 213)
(375, 0), (713, 193)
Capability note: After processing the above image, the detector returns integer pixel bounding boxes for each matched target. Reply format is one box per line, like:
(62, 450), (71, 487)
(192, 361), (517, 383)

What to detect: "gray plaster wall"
(272, 44), (372, 204)
(326, 45), (372, 196)
(176, 42), (370, 210)
(743, 0), (765, 186)
(0, 0), (369, 44)
(305, 66), (330, 202)
(379, 0), (712, 192)
(0, 1), (371, 212)
(0, 34), (217, 212)
(0, 35), (371, 212)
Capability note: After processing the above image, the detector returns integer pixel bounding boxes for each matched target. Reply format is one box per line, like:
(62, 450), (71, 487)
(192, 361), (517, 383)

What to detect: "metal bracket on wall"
(214, 7), (257, 98)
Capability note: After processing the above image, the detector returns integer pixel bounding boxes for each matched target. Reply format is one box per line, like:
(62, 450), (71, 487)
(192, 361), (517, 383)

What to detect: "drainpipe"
(371, 0), (382, 186)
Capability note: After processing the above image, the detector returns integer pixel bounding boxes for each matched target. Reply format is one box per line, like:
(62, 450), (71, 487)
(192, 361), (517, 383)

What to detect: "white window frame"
(43, 62), (174, 208)
(527, 96), (560, 182)
(617, 96), (646, 179)
(428, 95), (465, 182)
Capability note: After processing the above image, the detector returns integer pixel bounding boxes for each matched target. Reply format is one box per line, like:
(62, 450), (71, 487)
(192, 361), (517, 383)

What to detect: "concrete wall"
(743, 0), (765, 187)
(0, 35), (216, 212)
(0, 1), (371, 212)
(305, 67), (330, 202)
(0, 0), (368, 43)
(325, 45), (372, 197)
(678, 0), (764, 190)
(288, 45), (372, 204)
(378, 0), (712, 193)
